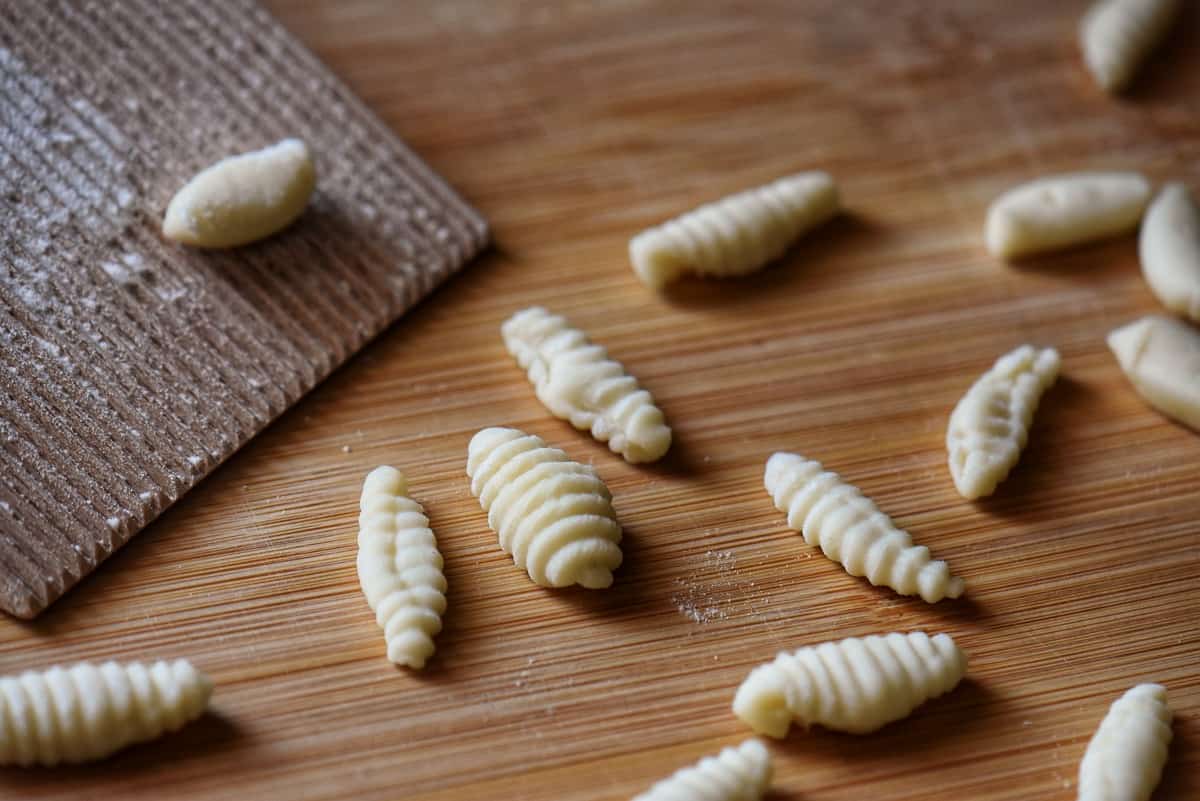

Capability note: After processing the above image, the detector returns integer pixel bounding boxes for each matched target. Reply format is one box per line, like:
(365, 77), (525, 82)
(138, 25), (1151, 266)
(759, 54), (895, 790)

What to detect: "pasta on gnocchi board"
(0, 0), (488, 618)
(0, 1), (1196, 800)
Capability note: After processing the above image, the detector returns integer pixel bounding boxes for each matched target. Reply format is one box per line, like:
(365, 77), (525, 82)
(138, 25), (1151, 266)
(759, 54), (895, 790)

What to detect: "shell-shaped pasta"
(1081, 0), (1180, 93)
(163, 138), (316, 248)
(466, 427), (623, 589)
(1139, 183), (1200, 322)
(985, 172), (1151, 259)
(946, 345), (1061, 500)
(357, 466), (447, 669)
(733, 632), (967, 737)
(501, 307), (672, 463)
(1078, 684), (1173, 801)
(1108, 315), (1200, 431)
(0, 659), (212, 766)
(629, 171), (839, 289)
(764, 453), (964, 603)
(632, 739), (773, 801)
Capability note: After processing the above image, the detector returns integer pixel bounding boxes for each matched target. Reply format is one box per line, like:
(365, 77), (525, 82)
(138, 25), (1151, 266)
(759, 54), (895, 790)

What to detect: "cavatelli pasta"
(0, 659), (212, 765)
(985, 172), (1151, 259)
(632, 739), (772, 801)
(946, 345), (1061, 500)
(764, 453), (964, 603)
(162, 138), (316, 248)
(1108, 315), (1200, 431)
(629, 171), (839, 289)
(501, 306), (672, 463)
(1080, 0), (1180, 93)
(466, 427), (623, 589)
(1139, 182), (1200, 322)
(1077, 684), (1173, 801)
(733, 632), (966, 737)
(357, 466), (447, 669)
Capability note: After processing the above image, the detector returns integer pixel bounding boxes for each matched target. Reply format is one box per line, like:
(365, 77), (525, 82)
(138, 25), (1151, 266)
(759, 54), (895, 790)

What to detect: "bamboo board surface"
(0, 1), (1197, 799)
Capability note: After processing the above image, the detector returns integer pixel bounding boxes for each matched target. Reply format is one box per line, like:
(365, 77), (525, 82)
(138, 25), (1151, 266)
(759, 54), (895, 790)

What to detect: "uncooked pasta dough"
(502, 306), (671, 463)
(764, 453), (964, 602)
(162, 138), (316, 248)
(631, 739), (772, 801)
(733, 632), (966, 737)
(1108, 315), (1200, 431)
(1077, 684), (1172, 801)
(466, 427), (623, 589)
(0, 659), (212, 765)
(629, 172), (838, 289)
(1080, 0), (1180, 93)
(947, 345), (1061, 499)
(985, 172), (1150, 259)
(1139, 182), (1200, 322)
(357, 466), (447, 669)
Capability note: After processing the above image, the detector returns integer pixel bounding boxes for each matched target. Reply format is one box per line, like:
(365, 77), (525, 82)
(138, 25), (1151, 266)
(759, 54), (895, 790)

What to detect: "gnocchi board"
(0, 0), (488, 618)
(0, 1), (1198, 800)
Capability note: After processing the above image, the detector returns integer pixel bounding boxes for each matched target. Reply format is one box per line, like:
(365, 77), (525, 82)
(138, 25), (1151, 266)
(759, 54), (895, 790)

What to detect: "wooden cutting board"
(0, 1), (1196, 799)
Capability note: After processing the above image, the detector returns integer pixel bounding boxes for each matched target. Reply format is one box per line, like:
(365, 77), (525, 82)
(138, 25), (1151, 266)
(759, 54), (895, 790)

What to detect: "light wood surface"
(1, 1), (1197, 799)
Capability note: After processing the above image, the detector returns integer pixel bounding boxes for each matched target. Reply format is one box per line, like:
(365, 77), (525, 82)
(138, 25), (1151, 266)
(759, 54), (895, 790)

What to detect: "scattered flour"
(671, 549), (739, 625)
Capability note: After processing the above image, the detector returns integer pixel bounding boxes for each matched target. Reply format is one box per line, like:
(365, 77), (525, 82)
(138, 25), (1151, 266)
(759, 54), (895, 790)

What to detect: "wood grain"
(0, 1), (1197, 798)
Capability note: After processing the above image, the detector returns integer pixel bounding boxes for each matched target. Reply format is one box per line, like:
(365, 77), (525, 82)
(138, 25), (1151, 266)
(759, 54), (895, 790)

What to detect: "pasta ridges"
(357, 466), (447, 669)
(467, 428), (622, 589)
(947, 345), (1060, 499)
(733, 632), (966, 737)
(502, 308), (671, 463)
(765, 453), (964, 603)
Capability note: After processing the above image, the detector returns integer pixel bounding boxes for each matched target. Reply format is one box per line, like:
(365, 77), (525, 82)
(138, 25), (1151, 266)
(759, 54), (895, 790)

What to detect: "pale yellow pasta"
(1108, 315), (1200, 431)
(501, 307), (671, 463)
(0, 659), (212, 766)
(733, 632), (966, 737)
(947, 345), (1061, 500)
(764, 453), (964, 603)
(632, 739), (772, 801)
(1081, 0), (1180, 93)
(357, 466), (447, 669)
(1078, 684), (1172, 801)
(466, 427), (622, 589)
(985, 172), (1151, 259)
(163, 138), (316, 248)
(629, 171), (839, 289)
(1139, 183), (1200, 322)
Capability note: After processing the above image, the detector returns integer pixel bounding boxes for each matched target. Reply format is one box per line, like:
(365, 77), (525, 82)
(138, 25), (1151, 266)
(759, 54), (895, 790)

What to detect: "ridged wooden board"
(0, 1), (1196, 799)
(0, 0), (487, 618)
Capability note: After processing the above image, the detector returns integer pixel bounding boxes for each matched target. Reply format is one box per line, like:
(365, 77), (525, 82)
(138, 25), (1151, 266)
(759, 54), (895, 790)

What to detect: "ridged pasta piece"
(1108, 315), (1200, 431)
(733, 632), (967, 737)
(631, 739), (772, 801)
(629, 171), (839, 289)
(163, 138), (316, 248)
(985, 172), (1151, 259)
(357, 465), (447, 669)
(0, 659), (212, 766)
(1078, 684), (1173, 801)
(946, 345), (1061, 500)
(1080, 0), (1180, 93)
(501, 306), (672, 463)
(466, 427), (623, 589)
(1139, 183), (1200, 322)
(764, 453), (964, 603)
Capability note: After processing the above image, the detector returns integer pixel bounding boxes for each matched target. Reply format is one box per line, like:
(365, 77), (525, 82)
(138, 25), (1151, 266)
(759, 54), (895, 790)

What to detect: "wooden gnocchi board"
(0, 1), (1196, 799)
(0, 0), (487, 617)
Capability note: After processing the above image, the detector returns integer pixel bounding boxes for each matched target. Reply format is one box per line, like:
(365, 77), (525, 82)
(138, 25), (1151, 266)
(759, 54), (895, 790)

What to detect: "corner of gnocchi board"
(0, 0), (489, 618)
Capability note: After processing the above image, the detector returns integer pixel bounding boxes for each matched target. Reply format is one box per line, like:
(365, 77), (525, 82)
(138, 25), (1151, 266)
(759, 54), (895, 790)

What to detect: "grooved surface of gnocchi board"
(0, 0), (488, 618)
(0, 1), (1197, 799)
